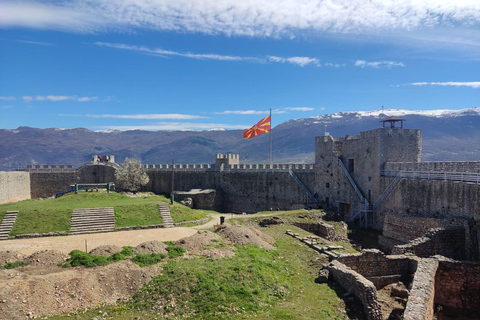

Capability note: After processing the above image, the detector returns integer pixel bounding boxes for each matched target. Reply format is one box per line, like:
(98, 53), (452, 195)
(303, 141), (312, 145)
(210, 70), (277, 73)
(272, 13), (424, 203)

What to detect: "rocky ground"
(0, 223), (276, 319)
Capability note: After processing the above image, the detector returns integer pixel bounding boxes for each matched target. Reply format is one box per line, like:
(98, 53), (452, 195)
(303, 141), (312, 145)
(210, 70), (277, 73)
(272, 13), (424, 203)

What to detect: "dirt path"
(193, 212), (282, 230)
(0, 212), (282, 255)
(0, 227), (197, 255)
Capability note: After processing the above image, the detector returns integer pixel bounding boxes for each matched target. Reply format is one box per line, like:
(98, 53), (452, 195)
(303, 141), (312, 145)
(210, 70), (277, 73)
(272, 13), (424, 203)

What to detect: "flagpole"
(269, 108), (272, 167)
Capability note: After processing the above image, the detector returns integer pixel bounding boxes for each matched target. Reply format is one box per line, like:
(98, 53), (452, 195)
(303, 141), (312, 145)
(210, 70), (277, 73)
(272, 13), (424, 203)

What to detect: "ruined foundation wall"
(392, 227), (470, 260)
(381, 213), (469, 244)
(292, 221), (336, 241)
(0, 171), (31, 204)
(435, 259), (480, 311)
(377, 180), (480, 257)
(326, 260), (383, 320)
(403, 259), (438, 320)
(336, 249), (416, 288)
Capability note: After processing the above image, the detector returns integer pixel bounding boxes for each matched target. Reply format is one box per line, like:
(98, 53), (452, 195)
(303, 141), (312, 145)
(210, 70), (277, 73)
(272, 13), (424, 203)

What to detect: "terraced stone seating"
(0, 211), (18, 240)
(158, 203), (174, 228)
(70, 207), (115, 235)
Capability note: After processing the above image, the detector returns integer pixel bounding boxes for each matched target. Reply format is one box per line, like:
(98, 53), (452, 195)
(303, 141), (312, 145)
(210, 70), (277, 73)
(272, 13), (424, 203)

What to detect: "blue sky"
(0, 1), (479, 131)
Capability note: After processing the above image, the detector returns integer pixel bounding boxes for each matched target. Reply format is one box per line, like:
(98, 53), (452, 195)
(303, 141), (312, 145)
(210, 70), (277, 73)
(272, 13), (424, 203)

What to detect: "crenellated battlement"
(143, 162), (314, 172)
(22, 164), (75, 172)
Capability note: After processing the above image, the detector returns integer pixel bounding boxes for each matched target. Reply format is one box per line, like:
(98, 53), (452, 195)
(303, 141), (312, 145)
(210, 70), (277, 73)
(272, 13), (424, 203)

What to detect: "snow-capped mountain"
(1, 107), (480, 170)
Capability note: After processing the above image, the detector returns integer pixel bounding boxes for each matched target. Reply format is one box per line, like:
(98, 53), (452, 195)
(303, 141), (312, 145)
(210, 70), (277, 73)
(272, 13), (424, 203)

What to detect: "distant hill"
(1, 107), (480, 170)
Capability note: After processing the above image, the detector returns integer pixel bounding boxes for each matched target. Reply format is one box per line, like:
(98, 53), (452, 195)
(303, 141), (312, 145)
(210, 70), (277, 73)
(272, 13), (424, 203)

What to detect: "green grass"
(0, 191), (207, 235)
(46, 224), (362, 320)
(61, 245), (172, 268)
(169, 202), (212, 223)
(1, 261), (28, 269)
(165, 245), (186, 258)
(131, 253), (167, 267)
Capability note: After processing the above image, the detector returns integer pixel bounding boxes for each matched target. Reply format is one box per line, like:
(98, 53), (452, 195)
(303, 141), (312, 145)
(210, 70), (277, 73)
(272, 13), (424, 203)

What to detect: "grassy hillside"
(47, 223), (364, 320)
(0, 192), (208, 235)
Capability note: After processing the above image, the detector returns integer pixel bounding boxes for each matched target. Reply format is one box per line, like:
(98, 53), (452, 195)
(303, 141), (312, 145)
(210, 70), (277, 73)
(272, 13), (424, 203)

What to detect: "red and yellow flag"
(243, 115), (271, 139)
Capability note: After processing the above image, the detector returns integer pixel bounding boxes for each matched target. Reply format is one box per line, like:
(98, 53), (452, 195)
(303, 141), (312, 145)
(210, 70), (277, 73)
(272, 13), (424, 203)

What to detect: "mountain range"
(1, 107), (480, 170)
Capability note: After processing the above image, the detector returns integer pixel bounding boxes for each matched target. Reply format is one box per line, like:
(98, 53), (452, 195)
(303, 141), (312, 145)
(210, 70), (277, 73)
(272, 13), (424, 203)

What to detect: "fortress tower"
(314, 127), (421, 217)
(215, 154), (240, 170)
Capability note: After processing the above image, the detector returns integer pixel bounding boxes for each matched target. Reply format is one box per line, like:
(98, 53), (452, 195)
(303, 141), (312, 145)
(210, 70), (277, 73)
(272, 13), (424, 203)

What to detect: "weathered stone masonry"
(0, 171), (31, 204)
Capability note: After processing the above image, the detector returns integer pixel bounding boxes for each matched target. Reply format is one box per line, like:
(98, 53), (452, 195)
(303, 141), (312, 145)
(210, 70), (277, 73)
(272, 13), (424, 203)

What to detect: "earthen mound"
(26, 250), (67, 266)
(249, 226), (276, 245)
(174, 230), (235, 259)
(174, 230), (225, 251)
(89, 245), (122, 257)
(132, 240), (168, 255)
(0, 251), (26, 265)
(200, 249), (235, 259)
(215, 224), (275, 250)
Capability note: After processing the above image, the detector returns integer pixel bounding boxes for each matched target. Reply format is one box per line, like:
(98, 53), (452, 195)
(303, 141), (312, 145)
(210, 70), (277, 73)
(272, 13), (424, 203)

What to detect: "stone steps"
(158, 204), (174, 228)
(70, 207), (115, 235)
(0, 211), (18, 240)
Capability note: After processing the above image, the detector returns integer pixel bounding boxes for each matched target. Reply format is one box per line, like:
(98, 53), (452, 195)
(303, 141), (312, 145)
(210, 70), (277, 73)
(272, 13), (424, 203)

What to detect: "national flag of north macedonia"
(243, 115), (271, 139)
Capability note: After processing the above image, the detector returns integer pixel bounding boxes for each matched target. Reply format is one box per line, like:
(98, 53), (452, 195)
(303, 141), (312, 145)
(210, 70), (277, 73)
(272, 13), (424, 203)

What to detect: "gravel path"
(0, 212), (284, 255)
(0, 227), (197, 255)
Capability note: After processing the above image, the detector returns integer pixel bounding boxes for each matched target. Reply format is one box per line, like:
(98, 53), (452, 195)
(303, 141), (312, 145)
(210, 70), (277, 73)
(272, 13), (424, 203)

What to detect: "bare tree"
(115, 158), (149, 192)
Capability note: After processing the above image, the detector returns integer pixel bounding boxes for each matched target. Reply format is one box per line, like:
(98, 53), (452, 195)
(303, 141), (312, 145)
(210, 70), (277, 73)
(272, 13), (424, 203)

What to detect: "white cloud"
(324, 63), (345, 68)
(1, 1), (479, 38)
(268, 56), (320, 67)
(0, 96), (16, 101)
(78, 96), (98, 102)
(93, 122), (249, 131)
(22, 95), (99, 102)
(95, 42), (261, 63)
(285, 107), (315, 111)
(410, 82), (480, 88)
(355, 60), (405, 69)
(1, 105), (13, 109)
(96, 42), (327, 68)
(35, 95), (74, 101)
(214, 110), (270, 115)
(0, 2), (101, 33)
(94, 42), (321, 67)
(85, 113), (206, 120)
(17, 40), (52, 46)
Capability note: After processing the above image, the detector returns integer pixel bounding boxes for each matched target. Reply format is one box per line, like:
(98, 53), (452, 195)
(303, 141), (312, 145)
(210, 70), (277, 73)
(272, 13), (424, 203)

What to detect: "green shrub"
(65, 250), (109, 268)
(108, 252), (126, 262)
(131, 253), (167, 267)
(166, 246), (186, 258)
(1, 261), (28, 269)
(120, 246), (133, 256)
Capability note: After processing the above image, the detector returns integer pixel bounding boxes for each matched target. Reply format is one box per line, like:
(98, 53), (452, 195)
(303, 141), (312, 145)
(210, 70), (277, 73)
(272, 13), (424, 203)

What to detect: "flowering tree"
(115, 158), (149, 192)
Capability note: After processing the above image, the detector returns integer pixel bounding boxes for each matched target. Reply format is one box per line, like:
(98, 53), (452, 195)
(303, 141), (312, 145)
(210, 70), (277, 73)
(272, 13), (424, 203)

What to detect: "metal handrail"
(288, 169), (318, 203)
(338, 158), (369, 205)
(373, 171), (403, 210)
(381, 170), (480, 184)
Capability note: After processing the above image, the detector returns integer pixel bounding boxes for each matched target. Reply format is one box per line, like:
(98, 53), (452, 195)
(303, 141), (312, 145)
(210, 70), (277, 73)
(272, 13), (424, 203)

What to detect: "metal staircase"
(338, 158), (373, 228)
(373, 171), (403, 210)
(288, 169), (318, 203)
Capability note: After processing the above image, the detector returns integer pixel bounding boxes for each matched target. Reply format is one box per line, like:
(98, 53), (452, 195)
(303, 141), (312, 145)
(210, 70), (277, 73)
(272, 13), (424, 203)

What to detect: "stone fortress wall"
(144, 169), (315, 213)
(0, 171), (31, 204)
